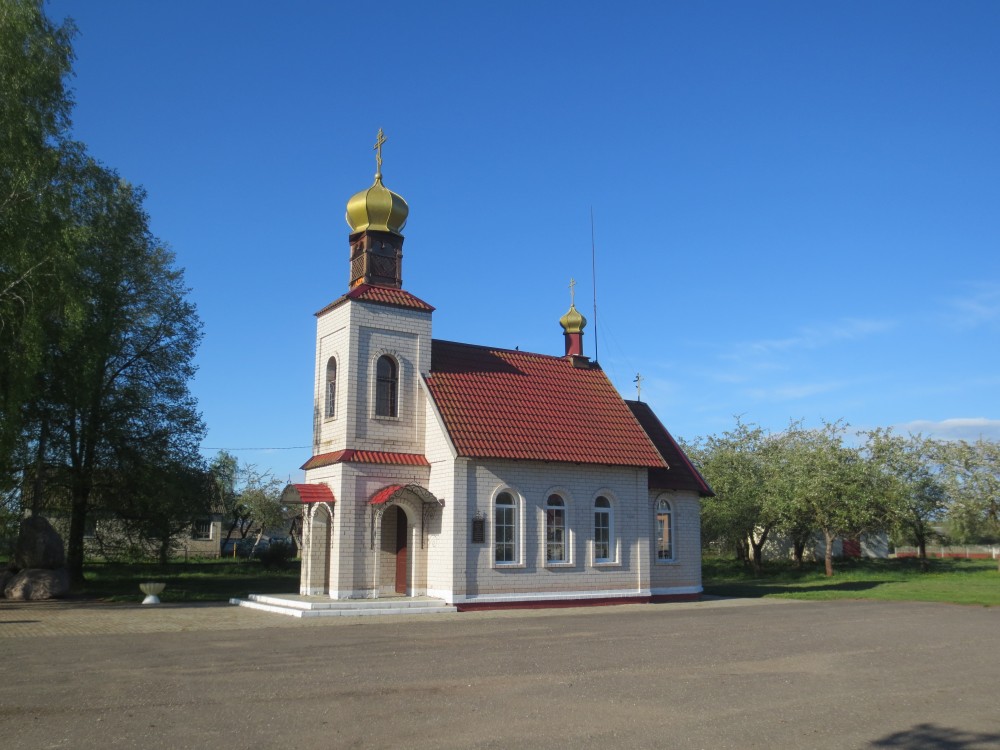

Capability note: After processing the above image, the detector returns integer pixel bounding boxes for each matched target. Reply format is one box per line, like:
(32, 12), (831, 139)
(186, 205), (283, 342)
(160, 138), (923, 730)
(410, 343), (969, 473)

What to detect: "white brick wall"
(647, 490), (703, 595)
(428, 459), (703, 604)
(313, 300), (432, 457)
(300, 391), (703, 603)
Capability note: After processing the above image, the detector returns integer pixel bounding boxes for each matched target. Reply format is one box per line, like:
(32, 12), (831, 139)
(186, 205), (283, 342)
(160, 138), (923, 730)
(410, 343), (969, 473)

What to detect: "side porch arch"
(282, 483), (336, 596)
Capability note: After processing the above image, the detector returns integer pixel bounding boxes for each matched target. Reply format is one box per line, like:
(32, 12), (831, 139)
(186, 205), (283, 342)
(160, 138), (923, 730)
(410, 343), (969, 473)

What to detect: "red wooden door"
(394, 506), (408, 594)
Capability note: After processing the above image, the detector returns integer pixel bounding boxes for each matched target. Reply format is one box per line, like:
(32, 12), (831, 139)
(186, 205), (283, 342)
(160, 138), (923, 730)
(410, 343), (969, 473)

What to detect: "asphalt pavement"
(1, 596), (998, 749)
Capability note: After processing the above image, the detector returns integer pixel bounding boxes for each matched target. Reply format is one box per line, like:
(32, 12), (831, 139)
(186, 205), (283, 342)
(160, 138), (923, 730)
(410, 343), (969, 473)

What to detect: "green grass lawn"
(80, 559), (301, 603)
(703, 555), (1000, 606)
(72, 555), (999, 606)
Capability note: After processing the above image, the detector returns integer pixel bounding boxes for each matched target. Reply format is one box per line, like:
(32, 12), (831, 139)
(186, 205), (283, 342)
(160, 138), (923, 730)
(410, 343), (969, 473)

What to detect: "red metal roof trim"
(315, 283), (435, 316)
(625, 400), (714, 497)
(369, 484), (406, 505)
(424, 340), (667, 468)
(282, 483), (336, 504)
(301, 450), (430, 471)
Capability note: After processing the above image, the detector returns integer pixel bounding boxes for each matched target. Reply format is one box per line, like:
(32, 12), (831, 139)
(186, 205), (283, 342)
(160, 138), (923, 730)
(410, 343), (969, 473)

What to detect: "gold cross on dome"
(569, 277), (577, 306)
(373, 128), (386, 175)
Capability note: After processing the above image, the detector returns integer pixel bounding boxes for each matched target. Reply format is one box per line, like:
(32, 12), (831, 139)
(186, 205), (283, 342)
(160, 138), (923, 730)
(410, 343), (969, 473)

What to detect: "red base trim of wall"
(455, 593), (700, 612)
(649, 593), (701, 604)
(895, 552), (995, 559)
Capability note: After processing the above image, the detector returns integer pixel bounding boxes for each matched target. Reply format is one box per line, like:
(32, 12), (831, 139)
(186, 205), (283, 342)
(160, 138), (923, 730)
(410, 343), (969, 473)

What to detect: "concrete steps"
(229, 593), (457, 618)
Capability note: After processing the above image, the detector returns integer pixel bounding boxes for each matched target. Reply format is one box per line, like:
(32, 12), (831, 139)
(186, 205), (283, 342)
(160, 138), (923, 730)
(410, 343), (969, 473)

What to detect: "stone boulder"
(4, 567), (70, 600)
(14, 515), (65, 570)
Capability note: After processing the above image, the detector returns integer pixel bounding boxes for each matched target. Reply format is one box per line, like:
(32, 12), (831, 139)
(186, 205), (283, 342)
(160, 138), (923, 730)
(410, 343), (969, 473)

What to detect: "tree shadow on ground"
(705, 579), (891, 598)
(870, 722), (1000, 749)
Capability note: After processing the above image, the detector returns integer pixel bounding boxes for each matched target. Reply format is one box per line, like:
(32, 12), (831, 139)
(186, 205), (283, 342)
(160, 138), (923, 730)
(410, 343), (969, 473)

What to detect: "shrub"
(258, 540), (294, 567)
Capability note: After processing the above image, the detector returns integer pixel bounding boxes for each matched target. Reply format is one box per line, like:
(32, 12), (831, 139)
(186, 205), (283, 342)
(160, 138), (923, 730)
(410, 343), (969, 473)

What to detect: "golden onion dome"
(559, 303), (587, 334)
(345, 128), (408, 234)
(345, 174), (409, 234)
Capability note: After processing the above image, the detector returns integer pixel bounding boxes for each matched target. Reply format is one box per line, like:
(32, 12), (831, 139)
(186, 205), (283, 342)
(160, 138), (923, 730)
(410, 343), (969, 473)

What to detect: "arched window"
(495, 491), (516, 564)
(546, 494), (566, 563)
(375, 355), (398, 417)
(655, 498), (673, 561)
(325, 358), (337, 418)
(594, 496), (613, 563)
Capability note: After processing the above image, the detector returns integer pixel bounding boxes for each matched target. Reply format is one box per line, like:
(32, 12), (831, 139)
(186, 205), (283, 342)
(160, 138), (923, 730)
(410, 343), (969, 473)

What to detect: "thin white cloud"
(943, 282), (1000, 329)
(710, 371), (753, 384)
(895, 417), (1000, 442)
(740, 317), (896, 356)
(707, 359), (788, 384)
(746, 380), (850, 401)
(711, 317), (895, 386)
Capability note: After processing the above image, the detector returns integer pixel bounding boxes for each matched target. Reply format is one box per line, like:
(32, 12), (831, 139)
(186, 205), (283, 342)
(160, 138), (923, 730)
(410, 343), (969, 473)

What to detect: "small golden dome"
(345, 175), (409, 234)
(559, 303), (587, 334)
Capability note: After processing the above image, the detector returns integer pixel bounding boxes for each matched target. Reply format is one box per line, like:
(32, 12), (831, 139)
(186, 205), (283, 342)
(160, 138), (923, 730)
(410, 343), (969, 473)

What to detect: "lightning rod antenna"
(591, 206), (599, 364)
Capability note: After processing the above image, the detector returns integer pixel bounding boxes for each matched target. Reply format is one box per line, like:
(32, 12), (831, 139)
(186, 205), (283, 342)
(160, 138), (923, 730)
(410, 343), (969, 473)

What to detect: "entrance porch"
(229, 593), (456, 618)
(287, 481), (443, 600)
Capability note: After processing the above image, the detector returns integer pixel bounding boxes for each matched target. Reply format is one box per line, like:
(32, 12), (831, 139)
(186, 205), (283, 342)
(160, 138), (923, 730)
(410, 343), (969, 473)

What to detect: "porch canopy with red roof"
(281, 483), (336, 505)
(424, 340), (667, 468)
(368, 484), (442, 507)
(301, 449), (429, 471)
(367, 484), (443, 550)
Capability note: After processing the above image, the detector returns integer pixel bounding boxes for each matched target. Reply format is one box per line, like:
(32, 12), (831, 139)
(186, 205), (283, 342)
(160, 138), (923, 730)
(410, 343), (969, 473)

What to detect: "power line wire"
(199, 446), (310, 451)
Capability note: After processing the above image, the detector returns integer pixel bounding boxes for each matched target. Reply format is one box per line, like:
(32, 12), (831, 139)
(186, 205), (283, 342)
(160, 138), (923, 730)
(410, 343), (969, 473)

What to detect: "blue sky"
(46, 0), (1000, 482)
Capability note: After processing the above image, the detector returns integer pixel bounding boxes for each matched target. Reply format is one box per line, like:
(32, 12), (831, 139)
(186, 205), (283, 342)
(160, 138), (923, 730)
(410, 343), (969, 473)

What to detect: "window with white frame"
(192, 519), (212, 541)
(546, 494), (566, 563)
(495, 491), (516, 564)
(325, 357), (337, 418)
(655, 497), (673, 561)
(375, 355), (398, 417)
(594, 496), (613, 563)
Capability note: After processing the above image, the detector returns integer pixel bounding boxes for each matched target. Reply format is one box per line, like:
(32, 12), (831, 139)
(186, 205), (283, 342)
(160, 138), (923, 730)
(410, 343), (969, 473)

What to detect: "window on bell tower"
(325, 358), (337, 418)
(375, 355), (398, 417)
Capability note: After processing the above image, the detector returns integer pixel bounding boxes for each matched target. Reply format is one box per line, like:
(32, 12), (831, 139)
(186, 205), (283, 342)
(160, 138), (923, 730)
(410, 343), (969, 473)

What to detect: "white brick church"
(281, 133), (712, 610)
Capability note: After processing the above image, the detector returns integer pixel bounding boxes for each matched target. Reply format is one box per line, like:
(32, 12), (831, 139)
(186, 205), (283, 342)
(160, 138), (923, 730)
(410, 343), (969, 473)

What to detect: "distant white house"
(760, 531), (889, 562)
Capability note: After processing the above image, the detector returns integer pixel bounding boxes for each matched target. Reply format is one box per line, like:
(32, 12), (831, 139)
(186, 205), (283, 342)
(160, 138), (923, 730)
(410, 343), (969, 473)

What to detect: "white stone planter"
(139, 582), (166, 605)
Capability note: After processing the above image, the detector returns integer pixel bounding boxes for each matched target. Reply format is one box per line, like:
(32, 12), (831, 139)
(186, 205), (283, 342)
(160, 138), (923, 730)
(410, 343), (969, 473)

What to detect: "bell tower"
(344, 128), (409, 289)
(309, 129), (433, 460)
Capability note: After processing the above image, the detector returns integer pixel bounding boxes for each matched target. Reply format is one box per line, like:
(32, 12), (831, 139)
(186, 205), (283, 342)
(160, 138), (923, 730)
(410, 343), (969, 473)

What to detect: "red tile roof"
(425, 340), (667, 468)
(315, 283), (434, 316)
(625, 400), (714, 496)
(281, 483), (336, 504)
(369, 484), (406, 505)
(301, 450), (430, 471)
(367, 484), (444, 506)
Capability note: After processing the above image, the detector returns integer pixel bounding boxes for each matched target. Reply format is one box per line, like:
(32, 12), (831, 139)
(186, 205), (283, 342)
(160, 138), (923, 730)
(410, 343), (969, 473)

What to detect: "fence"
(893, 545), (999, 559)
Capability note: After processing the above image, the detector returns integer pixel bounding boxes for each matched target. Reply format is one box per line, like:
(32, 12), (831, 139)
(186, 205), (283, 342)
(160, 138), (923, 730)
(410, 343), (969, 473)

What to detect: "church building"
(281, 132), (712, 611)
